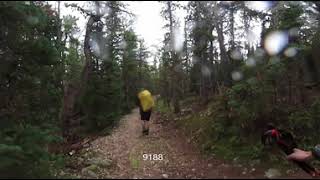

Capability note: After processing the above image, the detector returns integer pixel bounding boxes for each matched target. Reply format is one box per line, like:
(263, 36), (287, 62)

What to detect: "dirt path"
(84, 108), (312, 179)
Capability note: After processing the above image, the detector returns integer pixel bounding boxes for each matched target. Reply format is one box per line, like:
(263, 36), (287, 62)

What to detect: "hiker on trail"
(287, 145), (320, 162)
(136, 89), (154, 135)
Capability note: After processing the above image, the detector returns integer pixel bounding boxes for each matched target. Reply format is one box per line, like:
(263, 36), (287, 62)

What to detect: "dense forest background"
(1, 1), (320, 178)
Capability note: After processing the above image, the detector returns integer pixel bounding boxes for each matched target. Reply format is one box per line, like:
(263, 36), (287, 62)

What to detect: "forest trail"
(75, 108), (311, 179)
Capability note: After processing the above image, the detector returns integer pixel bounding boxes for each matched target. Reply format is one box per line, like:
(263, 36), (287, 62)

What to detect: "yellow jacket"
(138, 90), (154, 112)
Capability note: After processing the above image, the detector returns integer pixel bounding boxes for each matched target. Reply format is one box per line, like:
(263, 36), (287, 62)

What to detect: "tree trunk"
(183, 18), (190, 96)
(215, 21), (228, 63)
(61, 15), (98, 142)
(56, 1), (65, 92)
(229, 3), (235, 50)
(138, 40), (143, 87)
(260, 15), (267, 48)
(168, 1), (180, 113)
(215, 19), (230, 86)
(209, 38), (215, 93)
(57, 1), (62, 46)
(243, 7), (250, 57)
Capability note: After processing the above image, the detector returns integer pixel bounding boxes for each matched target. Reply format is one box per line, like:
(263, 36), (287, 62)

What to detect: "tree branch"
(65, 2), (135, 18)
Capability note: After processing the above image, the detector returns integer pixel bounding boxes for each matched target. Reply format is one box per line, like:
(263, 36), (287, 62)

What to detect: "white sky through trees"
(50, 1), (261, 64)
(51, 1), (176, 63)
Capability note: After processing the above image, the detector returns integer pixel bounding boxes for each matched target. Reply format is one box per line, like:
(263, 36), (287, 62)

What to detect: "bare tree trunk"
(57, 1), (62, 45)
(81, 16), (97, 94)
(215, 21), (228, 63)
(243, 7), (250, 57)
(271, 3), (280, 29)
(215, 19), (231, 86)
(122, 46), (131, 110)
(56, 1), (65, 92)
(183, 18), (190, 96)
(229, 3), (235, 50)
(61, 15), (98, 141)
(209, 38), (215, 93)
(167, 1), (180, 113)
(138, 40), (143, 87)
(260, 16), (267, 48)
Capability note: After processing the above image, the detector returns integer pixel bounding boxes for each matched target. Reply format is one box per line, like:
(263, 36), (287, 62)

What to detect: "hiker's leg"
(140, 108), (146, 133)
(141, 110), (151, 135)
(145, 121), (149, 130)
(144, 121), (149, 135)
(145, 111), (151, 134)
(142, 120), (148, 135)
(142, 120), (146, 131)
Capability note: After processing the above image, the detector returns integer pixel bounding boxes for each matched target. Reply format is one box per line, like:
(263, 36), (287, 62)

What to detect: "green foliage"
(0, 1), (62, 124)
(81, 60), (123, 132)
(0, 125), (63, 178)
(64, 43), (83, 83)
(120, 30), (154, 112)
(278, 3), (303, 30)
(0, 2), (65, 178)
(226, 75), (269, 135)
(155, 99), (171, 114)
(288, 98), (320, 145)
(174, 96), (268, 163)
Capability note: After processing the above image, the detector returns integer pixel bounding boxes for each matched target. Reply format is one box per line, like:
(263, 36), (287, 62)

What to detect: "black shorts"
(140, 108), (152, 121)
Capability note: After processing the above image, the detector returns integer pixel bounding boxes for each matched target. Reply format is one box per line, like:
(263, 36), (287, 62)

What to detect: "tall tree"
(160, 1), (183, 113)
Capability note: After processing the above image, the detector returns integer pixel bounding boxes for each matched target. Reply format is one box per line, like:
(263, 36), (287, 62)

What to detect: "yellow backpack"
(138, 90), (154, 112)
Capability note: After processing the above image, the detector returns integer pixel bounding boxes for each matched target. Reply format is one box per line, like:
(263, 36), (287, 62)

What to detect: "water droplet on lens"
(264, 31), (288, 55)
(284, 47), (297, 57)
(245, 1), (274, 12)
(173, 26), (184, 52)
(192, 56), (199, 64)
(120, 40), (127, 50)
(231, 71), (243, 81)
(231, 49), (242, 60)
(246, 57), (256, 67)
(201, 66), (211, 76)
(255, 48), (265, 57)
(289, 28), (299, 37)
(270, 56), (280, 64)
(247, 30), (258, 44)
